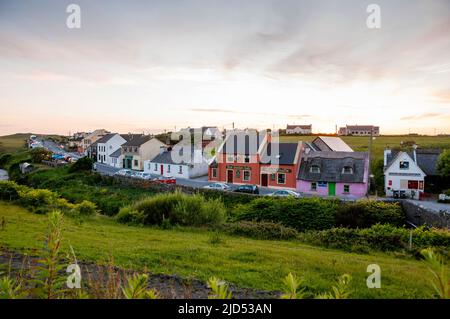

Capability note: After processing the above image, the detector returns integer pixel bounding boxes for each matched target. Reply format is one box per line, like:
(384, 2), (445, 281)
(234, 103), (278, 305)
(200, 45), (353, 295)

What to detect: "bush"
(29, 148), (51, 163)
(18, 188), (58, 210)
(234, 197), (338, 232)
(0, 153), (12, 167)
(335, 200), (405, 228)
(71, 200), (97, 216)
(0, 181), (27, 201)
(223, 221), (298, 240)
(302, 224), (450, 252)
(117, 191), (226, 227)
(68, 157), (93, 173)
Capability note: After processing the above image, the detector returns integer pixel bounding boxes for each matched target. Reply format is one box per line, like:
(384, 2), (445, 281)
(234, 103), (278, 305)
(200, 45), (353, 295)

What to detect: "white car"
(268, 189), (301, 198)
(135, 172), (152, 180)
(114, 169), (132, 176)
(203, 183), (230, 191)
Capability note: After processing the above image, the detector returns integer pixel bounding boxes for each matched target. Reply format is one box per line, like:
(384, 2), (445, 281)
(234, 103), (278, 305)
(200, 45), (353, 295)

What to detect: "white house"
(144, 144), (208, 179)
(286, 124), (312, 135)
(383, 149), (426, 199)
(96, 133), (128, 166)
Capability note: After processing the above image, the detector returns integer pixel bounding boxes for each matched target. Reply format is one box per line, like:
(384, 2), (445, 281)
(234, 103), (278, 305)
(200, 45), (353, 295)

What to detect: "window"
(212, 168), (217, 178)
(134, 147), (138, 153)
(168, 165), (171, 173)
(227, 155), (234, 163)
(243, 170), (251, 181)
(154, 163), (157, 171)
(310, 165), (320, 173)
(277, 173), (286, 184)
(134, 160), (138, 166)
(311, 182), (317, 191)
(399, 161), (409, 170)
(179, 166), (183, 174)
(270, 173), (276, 181)
(342, 166), (353, 174)
(244, 156), (250, 163)
(408, 180), (419, 189)
(343, 185), (350, 193)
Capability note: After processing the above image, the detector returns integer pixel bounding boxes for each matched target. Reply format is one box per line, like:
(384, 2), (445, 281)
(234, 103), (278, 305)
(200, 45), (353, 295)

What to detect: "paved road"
(93, 162), (274, 195)
(0, 169), (8, 181)
(37, 138), (82, 160)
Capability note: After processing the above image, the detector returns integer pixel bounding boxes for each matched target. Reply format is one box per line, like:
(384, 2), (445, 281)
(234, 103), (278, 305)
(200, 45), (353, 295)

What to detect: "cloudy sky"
(0, 0), (449, 135)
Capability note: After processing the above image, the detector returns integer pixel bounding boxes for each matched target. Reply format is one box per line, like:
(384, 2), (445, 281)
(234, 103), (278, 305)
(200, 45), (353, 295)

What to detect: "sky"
(0, 0), (449, 136)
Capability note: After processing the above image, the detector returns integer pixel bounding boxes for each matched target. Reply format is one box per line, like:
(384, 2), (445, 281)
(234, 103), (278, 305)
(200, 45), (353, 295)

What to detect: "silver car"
(203, 182), (230, 191)
(268, 189), (301, 198)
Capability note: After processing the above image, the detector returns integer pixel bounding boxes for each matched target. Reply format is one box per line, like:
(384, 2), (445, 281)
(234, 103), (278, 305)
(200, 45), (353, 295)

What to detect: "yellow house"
(121, 135), (165, 171)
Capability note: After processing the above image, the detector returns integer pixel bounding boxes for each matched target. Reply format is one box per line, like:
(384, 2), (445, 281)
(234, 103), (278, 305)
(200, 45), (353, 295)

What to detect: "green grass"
(0, 202), (444, 298)
(0, 134), (29, 154)
(280, 135), (450, 164)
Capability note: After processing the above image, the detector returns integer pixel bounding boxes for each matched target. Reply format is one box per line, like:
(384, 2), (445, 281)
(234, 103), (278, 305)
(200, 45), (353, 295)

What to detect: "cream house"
(121, 135), (165, 171)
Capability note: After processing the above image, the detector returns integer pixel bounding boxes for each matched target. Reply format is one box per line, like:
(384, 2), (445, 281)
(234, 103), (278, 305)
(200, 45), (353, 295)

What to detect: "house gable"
(384, 151), (426, 177)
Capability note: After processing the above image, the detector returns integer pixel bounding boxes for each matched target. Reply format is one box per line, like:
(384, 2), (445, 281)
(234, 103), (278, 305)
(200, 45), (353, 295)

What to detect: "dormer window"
(342, 166), (353, 174)
(399, 161), (409, 170)
(310, 165), (320, 173)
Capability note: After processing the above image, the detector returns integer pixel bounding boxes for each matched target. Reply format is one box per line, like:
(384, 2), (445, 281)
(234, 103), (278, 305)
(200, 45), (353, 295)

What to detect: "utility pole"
(367, 128), (373, 197)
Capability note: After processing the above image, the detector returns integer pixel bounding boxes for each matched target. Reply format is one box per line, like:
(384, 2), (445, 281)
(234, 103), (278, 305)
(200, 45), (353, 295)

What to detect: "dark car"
(233, 184), (259, 195)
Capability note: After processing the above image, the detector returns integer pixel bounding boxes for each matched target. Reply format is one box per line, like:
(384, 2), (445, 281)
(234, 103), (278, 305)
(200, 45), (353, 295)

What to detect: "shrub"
(29, 148), (52, 163)
(71, 200), (97, 217)
(302, 224), (450, 252)
(117, 191), (226, 227)
(223, 221), (298, 240)
(18, 188), (58, 210)
(335, 200), (405, 228)
(0, 153), (12, 167)
(0, 181), (28, 201)
(68, 157), (93, 173)
(234, 197), (338, 232)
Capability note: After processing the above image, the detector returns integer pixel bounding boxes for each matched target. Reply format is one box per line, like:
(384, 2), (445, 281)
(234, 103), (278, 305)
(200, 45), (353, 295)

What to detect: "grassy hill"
(0, 133), (30, 154)
(280, 135), (450, 163)
(0, 202), (444, 298)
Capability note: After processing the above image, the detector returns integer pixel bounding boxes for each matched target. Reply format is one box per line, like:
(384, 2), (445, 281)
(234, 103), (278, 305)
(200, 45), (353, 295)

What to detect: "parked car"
(203, 183), (230, 191)
(233, 184), (259, 195)
(268, 189), (301, 198)
(153, 176), (176, 184)
(114, 169), (132, 176)
(135, 172), (152, 180)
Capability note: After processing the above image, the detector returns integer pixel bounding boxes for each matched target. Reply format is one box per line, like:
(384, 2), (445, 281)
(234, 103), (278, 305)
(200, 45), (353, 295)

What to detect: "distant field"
(0, 133), (29, 154)
(0, 201), (443, 298)
(280, 135), (450, 163)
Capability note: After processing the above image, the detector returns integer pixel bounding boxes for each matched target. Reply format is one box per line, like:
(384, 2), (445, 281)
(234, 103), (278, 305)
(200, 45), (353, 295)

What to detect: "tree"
(68, 156), (93, 173)
(29, 148), (52, 163)
(437, 149), (450, 177)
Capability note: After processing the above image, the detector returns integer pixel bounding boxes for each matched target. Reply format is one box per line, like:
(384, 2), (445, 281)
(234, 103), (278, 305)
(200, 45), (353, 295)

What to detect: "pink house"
(296, 151), (369, 199)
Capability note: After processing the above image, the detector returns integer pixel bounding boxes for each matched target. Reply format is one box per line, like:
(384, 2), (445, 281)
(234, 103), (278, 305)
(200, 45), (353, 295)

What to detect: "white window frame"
(277, 173), (286, 184)
(243, 170), (251, 181)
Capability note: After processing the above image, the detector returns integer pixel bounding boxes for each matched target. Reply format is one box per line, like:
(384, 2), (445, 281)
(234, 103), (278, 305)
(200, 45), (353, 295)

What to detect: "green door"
(328, 182), (336, 196)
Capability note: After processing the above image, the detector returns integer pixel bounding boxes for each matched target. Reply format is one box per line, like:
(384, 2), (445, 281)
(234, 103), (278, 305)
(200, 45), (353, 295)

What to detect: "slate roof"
(110, 148), (122, 158)
(385, 148), (441, 176)
(95, 133), (117, 144)
(149, 147), (201, 165)
(298, 151), (368, 183)
(260, 143), (300, 165)
(221, 132), (265, 155)
(286, 124), (311, 130)
(122, 135), (152, 147)
(346, 125), (379, 131)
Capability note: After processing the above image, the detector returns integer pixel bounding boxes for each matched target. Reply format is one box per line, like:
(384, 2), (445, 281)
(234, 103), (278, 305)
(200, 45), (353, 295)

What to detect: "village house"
(297, 150), (369, 198)
(338, 125), (380, 136)
(96, 133), (128, 166)
(309, 136), (354, 152)
(383, 147), (442, 199)
(144, 144), (209, 179)
(208, 131), (301, 189)
(175, 126), (221, 148)
(285, 124), (312, 135)
(121, 135), (165, 171)
(82, 129), (109, 156)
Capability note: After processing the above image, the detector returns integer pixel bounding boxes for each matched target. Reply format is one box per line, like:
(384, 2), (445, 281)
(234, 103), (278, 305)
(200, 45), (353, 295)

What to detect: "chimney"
(413, 144), (417, 163)
(384, 148), (391, 167)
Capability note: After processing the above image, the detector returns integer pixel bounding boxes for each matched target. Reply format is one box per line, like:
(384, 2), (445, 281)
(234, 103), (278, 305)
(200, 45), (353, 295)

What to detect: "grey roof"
(122, 135), (152, 147)
(385, 148), (441, 175)
(150, 148), (198, 165)
(221, 132), (265, 155)
(298, 151), (368, 183)
(286, 124), (311, 130)
(120, 134), (144, 142)
(260, 143), (300, 165)
(95, 133), (117, 144)
(110, 148), (122, 158)
(346, 125), (379, 130)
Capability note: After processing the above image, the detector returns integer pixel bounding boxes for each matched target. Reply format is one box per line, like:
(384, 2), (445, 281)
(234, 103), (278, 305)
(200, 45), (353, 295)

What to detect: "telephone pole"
(367, 128), (373, 197)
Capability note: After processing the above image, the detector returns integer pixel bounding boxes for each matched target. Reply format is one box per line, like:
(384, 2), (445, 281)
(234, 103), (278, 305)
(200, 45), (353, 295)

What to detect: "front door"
(160, 164), (164, 175)
(328, 182), (336, 196)
(261, 174), (268, 187)
(126, 158), (132, 169)
(227, 170), (233, 183)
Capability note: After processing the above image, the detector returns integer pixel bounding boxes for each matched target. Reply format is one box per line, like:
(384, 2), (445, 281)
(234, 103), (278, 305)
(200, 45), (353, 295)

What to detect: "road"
(406, 199), (450, 213)
(37, 138), (82, 160)
(93, 162), (274, 195)
(0, 169), (8, 181)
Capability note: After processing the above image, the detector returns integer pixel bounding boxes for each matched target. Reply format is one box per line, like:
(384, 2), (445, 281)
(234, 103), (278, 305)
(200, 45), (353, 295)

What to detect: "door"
(227, 170), (233, 183)
(328, 182), (336, 196)
(160, 164), (164, 175)
(126, 158), (132, 169)
(261, 174), (268, 187)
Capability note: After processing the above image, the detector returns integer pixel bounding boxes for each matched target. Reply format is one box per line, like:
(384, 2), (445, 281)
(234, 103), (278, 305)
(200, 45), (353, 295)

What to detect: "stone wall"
(401, 200), (450, 229)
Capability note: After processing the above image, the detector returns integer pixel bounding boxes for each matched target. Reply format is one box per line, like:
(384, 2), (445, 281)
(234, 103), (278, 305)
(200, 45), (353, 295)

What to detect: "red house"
(208, 131), (302, 190)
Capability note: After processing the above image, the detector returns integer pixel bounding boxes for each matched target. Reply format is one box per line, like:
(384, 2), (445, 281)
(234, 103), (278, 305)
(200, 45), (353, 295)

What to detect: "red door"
(227, 170), (233, 183)
(261, 174), (268, 187)
(160, 165), (164, 175)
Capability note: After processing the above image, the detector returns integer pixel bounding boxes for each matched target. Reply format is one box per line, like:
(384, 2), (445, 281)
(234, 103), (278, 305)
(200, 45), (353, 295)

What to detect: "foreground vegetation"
(1, 202), (448, 298)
